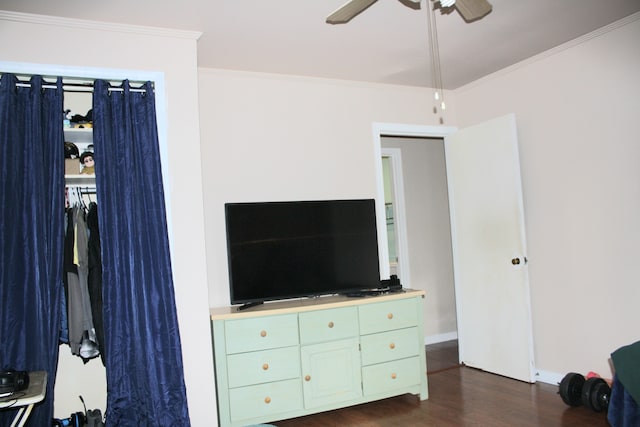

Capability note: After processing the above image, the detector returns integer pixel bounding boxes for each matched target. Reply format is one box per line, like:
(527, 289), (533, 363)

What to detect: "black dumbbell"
(559, 372), (585, 407)
(581, 377), (610, 412)
(559, 372), (611, 412)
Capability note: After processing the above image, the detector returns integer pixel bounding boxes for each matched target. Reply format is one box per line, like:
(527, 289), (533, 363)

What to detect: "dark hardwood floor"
(273, 340), (610, 426)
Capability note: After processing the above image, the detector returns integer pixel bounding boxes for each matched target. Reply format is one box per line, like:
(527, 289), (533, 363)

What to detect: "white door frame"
(372, 122), (457, 283)
(380, 147), (411, 289)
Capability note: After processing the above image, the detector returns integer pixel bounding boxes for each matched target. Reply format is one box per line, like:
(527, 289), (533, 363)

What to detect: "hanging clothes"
(87, 201), (105, 365)
(63, 203), (99, 362)
(60, 207), (74, 345)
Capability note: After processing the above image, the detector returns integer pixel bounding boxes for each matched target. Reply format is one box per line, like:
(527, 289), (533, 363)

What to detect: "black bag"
(0, 370), (29, 394)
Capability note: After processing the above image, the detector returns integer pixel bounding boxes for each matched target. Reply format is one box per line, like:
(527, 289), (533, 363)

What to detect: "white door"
(445, 113), (535, 383)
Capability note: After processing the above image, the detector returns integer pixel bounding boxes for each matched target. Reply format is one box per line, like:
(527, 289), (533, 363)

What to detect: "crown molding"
(0, 10), (202, 40)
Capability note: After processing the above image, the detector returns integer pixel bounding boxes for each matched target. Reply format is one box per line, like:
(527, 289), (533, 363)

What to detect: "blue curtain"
(92, 80), (190, 426)
(0, 74), (64, 426)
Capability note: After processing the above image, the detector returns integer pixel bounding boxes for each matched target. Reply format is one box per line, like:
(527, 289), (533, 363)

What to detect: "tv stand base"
(236, 301), (264, 311)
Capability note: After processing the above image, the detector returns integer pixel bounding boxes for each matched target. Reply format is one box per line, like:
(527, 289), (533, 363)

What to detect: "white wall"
(197, 69), (452, 309)
(0, 13), (216, 424)
(199, 13), (640, 384)
(454, 14), (640, 380)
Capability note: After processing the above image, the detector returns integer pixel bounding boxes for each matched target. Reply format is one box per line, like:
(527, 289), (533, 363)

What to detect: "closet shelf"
(64, 128), (93, 144)
(65, 174), (95, 186)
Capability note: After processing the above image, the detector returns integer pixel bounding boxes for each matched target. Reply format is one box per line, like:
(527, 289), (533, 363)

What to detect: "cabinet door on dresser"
(300, 337), (362, 408)
(299, 307), (362, 408)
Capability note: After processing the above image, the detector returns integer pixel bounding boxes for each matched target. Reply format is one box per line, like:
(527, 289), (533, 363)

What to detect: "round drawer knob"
(305, 375), (311, 382)
(387, 313), (394, 320)
(391, 373), (397, 380)
(260, 330), (267, 337)
(389, 343), (395, 350)
(328, 321), (334, 328)
(262, 363), (269, 371)
(264, 396), (271, 404)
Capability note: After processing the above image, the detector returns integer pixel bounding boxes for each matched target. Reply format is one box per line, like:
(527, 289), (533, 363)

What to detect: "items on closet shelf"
(61, 187), (104, 365)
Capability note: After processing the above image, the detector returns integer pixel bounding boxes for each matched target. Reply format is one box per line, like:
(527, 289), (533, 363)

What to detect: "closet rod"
(13, 81), (152, 93)
(67, 186), (97, 194)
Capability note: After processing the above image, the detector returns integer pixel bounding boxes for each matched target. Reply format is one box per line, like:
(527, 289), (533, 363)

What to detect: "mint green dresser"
(210, 290), (428, 427)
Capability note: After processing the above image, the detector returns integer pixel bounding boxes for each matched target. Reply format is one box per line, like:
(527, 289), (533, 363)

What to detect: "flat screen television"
(225, 199), (381, 306)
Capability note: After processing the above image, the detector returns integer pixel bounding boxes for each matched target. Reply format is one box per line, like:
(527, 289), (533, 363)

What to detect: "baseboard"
(425, 331), (458, 345)
(535, 369), (564, 385)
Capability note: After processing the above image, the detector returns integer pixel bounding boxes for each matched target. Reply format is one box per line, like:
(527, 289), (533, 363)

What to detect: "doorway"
(378, 133), (458, 344)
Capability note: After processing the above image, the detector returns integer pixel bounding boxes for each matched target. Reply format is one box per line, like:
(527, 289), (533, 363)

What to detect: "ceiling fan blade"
(326, 0), (379, 24)
(455, 0), (492, 22)
(399, 0), (422, 10)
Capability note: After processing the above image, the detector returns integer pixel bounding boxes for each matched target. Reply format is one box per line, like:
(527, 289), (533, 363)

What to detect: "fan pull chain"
(427, 0), (446, 124)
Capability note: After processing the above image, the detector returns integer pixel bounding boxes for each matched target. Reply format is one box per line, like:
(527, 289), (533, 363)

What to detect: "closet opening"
(0, 63), (188, 424)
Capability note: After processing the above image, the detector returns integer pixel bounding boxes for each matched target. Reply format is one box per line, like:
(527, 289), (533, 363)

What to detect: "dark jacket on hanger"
(87, 202), (105, 365)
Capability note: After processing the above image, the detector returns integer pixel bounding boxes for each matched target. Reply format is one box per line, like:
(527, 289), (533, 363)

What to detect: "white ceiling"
(2, 0), (639, 89)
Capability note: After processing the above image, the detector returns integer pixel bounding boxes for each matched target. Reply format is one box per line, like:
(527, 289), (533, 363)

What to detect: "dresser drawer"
(299, 306), (359, 345)
(229, 378), (303, 422)
(359, 298), (418, 335)
(227, 346), (300, 388)
(360, 327), (420, 366)
(362, 356), (422, 396)
(225, 314), (298, 354)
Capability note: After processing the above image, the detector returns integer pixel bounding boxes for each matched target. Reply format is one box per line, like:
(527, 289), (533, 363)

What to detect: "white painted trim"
(372, 127), (391, 279)
(442, 138), (464, 364)
(535, 370), (564, 386)
(0, 61), (163, 89)
(373, 122), (457, 139)
(0, 10), (202, 40)
(381, 147), (411, 289)
(425, 331), (458, 346)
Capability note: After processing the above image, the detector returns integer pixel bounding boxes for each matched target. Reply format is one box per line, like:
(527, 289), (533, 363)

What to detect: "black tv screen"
(225, 199), (381, 305)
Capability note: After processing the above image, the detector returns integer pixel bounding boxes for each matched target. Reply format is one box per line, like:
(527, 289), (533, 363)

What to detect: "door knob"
(511, 258), (520, 265)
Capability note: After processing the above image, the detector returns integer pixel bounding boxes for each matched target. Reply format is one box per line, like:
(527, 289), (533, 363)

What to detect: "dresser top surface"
(210, 289), (425, 320)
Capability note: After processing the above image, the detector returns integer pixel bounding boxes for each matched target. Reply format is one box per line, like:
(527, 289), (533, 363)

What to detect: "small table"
(0, 371), (47, 427)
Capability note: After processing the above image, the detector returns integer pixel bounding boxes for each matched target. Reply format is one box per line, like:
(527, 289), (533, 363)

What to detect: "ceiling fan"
(326, 0), (492, 24)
